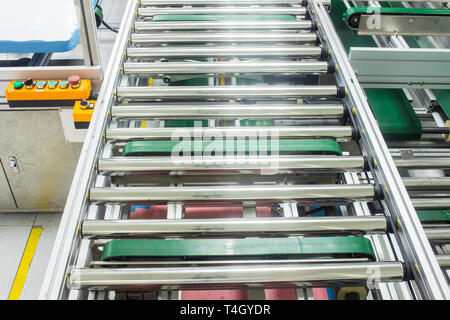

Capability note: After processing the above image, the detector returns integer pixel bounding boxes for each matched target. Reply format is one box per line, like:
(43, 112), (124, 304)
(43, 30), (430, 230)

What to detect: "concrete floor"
(0, 0), (126, 300)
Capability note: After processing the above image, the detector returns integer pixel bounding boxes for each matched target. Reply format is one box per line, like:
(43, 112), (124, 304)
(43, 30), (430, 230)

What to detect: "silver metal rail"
(412, 198), (450, 209)
(437, 255), (450, 268)
(126, 45), (323, 59)
(134, 21), (313, 31)
(395, 158), (450, 169)
(98, 155), (365, 174)
(68, 262), (405, 291)
(131, 32), (318, 44)
(82, 216), (387, 238)
(138, 7), (307, 16)
(123, 61), (331, 75)
(105, 126), (353, 141)
(403, 177), (450, 189)
(111, 104), (344, 119)
(425, 228), (450, 242)
(89, 184), (376, 204)
(140, 0), (307, 5)
(116, 85), (343, 99)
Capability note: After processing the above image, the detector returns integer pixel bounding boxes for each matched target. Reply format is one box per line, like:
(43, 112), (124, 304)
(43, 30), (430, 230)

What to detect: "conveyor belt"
(100, 237), (377, 261)
(39, 0), (449, 300)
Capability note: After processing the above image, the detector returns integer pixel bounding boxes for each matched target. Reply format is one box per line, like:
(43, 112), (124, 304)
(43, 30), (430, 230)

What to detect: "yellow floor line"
(8, 227), (42, 300)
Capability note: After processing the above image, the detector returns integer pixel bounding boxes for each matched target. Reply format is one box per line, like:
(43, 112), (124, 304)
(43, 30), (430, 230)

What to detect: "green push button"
(48, 80), (59, 89)
(36, 81), (47, 90)
(59, 80), (69, 89)
(13, 81), (24, 89)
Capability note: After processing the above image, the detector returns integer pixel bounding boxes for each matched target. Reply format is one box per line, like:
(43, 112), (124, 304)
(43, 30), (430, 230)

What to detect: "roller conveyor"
(116, 85), (344, 99)
(81, 216), (387, 238)
(130, 32), (319, 44)
(140, 0), (311, 5)
(39, 0), (450, 300)
(137, 7), (307, 17)
(123, 61), (334, 76)
(105, 126), (354, 141)
(111, 104), (345, 119)
(133, 20), (314, 31)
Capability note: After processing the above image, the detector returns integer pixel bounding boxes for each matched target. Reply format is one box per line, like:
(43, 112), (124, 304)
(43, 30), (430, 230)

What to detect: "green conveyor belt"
(330, 0), (422, 141)
(152, 14), (296, 21)
(121, 139), (343, 156)
(417, 210), (450, 223)
(101, 237), (376, 261)
(364, 89), (422, 141)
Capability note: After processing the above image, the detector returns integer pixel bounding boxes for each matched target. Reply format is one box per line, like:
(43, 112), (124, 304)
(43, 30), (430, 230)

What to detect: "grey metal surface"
(134, 20), (312, 31)
(123, 61), (330, 75)
(359, 15), (450, 37)
(349, 47), (450, 89)
(89, 184), (376, 204)
(131, 32), (317, 44)
(82, 216), (387, 238)
(0, 110), (82, 211)
(106, 126), (353, 141)
(68, 262), (404, 290)
(111, 103), (344, 119)
(138, 7), (306, 16)
(98, 155), (365, 174)
(116, 85), (339, 99)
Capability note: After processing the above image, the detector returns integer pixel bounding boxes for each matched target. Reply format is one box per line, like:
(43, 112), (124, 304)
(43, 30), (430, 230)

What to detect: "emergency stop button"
(69, 75), (81, 89)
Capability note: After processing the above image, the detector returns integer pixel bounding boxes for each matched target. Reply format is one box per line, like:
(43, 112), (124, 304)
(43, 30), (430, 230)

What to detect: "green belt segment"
(151, 14), (297, 21)
(364, 89), (422, 141)
(101, 237), (376, 261)
(330, 0), (421, 142)
(122, 139), (342, 156)
(344, 7), (450, 29)
(417, 210), (450, 223)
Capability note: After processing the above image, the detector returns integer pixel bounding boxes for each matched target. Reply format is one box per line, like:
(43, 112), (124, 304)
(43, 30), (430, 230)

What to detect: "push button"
(24, 78), (35, 89)
(59, 80), (70, 89)
(47, 80), (59, 89)
(13, 81), (23, 90)
(68, 75), (81, 89)
(36, 81), (47, 90)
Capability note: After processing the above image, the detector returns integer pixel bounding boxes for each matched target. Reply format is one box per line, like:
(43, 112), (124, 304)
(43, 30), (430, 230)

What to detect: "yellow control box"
(5, 79), (91, 108)
(73, 99), (96, 129)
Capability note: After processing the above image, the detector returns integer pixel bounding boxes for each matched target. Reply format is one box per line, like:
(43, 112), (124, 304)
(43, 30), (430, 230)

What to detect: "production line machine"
(40, 0), (450, 300)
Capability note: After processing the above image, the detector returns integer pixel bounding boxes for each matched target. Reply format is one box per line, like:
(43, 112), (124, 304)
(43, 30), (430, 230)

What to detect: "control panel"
(73, 99), (96, 129)
(5, 75), (91, 108)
